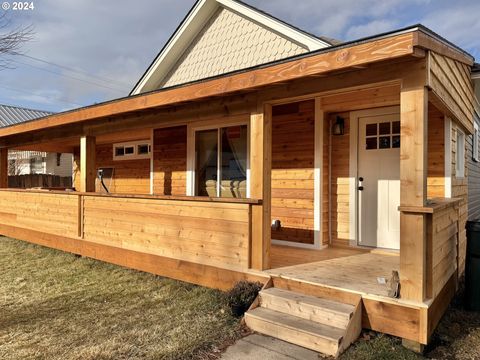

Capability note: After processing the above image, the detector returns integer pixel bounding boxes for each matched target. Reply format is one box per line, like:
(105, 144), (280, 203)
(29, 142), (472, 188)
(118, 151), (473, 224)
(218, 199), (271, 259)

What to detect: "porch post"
(399, 72), (428, 302)
(80, 135), (96, 192)
(250, 104), (272, 270)
(0, 148), (8, 188)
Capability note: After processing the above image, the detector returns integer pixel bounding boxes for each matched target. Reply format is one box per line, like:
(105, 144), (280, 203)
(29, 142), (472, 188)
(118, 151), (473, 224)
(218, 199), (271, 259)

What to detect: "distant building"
(0, 104), (73, 177)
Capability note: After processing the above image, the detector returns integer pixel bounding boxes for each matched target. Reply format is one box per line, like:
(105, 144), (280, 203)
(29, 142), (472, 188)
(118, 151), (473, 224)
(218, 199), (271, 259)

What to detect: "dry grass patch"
(0, 237), (241, 360)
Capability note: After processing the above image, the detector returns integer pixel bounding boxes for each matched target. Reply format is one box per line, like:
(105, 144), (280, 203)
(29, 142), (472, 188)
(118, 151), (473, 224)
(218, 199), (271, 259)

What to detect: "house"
(0, 104), (73, 179)
(0, 0), (476, 356)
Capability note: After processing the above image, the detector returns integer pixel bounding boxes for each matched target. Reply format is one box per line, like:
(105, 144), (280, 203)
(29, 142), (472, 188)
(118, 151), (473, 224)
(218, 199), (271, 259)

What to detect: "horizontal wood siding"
(427, 104), (445, 198)
(82, 196), (250, 270)
(467, 118), (480, 219)
(271, 100), (315, 244)
(153, 126), (187, 195)
(0, 191), (78, 237)
(428, 51), (474, 133)
(451, 123), (468, 275)
(96, 144), (150, 194)
(427, 203), (459, 299)
(330, 112), (351, 247)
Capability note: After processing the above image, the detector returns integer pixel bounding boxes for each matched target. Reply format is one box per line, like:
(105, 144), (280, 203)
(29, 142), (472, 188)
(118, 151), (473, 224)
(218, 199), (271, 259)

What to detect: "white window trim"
(113, 140), (151, 161)
(456, 129), (465, 178)
(187, 118), (250, 198)
(473, 122), (479, 162)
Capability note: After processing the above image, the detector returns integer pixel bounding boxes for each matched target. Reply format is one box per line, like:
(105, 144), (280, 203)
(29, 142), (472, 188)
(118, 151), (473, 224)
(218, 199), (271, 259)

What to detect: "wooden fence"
(8, 174), (72, 189)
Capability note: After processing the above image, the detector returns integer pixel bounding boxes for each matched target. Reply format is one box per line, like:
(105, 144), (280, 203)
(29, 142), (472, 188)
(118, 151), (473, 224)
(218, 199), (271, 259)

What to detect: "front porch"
(270, 245), (399, 298)
(0, 27), (474, 351)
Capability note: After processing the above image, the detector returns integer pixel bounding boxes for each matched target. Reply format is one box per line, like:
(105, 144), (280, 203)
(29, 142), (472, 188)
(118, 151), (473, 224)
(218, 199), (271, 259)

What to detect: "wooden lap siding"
(271, 100), (315, 244)
(427, 105), (446, 198)
(82, 196), (250, 271)
(328, 112), (351, 248)
(95, 144), (150, 194)
(153, 126), (187, 196)
(451, 123), (468, 275)
(467, 119), (480, 220)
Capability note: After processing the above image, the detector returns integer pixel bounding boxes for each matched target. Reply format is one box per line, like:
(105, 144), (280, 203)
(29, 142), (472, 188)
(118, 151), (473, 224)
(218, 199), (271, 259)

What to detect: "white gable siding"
(160, 7), (308, 88)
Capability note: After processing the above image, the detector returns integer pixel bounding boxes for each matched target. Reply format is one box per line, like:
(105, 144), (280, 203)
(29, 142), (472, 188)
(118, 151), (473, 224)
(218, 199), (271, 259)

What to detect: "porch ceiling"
(0, 26), (473, 144)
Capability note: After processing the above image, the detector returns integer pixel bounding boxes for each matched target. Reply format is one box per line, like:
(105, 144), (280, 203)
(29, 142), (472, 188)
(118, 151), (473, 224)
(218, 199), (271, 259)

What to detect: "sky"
(0, 0), (479, 113)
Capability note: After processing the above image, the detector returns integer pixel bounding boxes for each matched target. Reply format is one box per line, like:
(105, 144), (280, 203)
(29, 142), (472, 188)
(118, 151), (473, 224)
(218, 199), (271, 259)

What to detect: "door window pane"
(392, 121), (400, 134)
(195, 129), (218, 196)
(366, 123), (377, 136)
(366, 137), (377, 150)
(379, 122), (390, 135)
(379, 136), (390, 149)
(220, 125), (247, 198)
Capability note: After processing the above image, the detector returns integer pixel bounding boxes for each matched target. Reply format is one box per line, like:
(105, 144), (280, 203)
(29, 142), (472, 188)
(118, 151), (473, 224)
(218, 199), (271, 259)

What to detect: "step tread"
(261, 287), (355, 316)
(246, 307), (344, 343)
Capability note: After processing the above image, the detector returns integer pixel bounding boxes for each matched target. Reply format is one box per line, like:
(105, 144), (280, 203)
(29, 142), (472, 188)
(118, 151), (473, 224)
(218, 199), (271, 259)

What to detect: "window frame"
(473, 122), (479, 162)
(456, 129), (465, 178)
(113, 140), (151, 161)
(187, 118), (250, 198)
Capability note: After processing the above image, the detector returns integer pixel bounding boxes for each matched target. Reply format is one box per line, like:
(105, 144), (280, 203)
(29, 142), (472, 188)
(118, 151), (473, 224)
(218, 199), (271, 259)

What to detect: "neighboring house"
(0, 104), (73, 178)
(0, 0), (477, 356)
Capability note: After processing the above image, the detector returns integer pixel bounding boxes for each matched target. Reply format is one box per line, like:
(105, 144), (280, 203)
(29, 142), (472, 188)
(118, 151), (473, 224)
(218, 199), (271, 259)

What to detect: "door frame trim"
(349, 106), (400, 247)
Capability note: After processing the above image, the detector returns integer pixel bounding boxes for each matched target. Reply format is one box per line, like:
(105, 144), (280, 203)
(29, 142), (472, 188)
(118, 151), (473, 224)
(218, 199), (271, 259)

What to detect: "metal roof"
(0, 104), (53, 128)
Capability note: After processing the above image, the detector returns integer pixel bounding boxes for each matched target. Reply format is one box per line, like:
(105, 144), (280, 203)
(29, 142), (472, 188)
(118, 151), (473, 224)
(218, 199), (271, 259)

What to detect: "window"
(194, 124), (248, 198)
(113, 140), (151, 160)
(30, 156), (44, 174)
(365, 120), (400, 150)
(456, 129), (465, 178)
(473, 122), (479, 162)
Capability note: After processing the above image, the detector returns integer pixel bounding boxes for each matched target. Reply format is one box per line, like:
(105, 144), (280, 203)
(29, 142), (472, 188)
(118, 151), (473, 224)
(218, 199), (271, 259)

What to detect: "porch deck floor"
(269, 245), (400, 298)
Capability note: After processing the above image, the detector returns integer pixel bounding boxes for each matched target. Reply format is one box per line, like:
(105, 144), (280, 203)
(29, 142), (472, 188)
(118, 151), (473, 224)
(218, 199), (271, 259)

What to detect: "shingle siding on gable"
(160, 7), (309, 88)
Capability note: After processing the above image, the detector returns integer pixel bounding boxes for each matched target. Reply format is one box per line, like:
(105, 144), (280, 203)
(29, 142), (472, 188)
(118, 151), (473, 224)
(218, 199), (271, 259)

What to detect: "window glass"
(115, 147), (124, 157)
(220, 125), (248, 198)
(366, 137), (377, 150)
(366, 123), (377, 136)
(379, 136), (390, 149)
(124, 146), (134, 155)
(138, 144), (149, 155)
(195, 129), (218, 197)
(379, 122), (390, 135)
(392, 121), (400, 134)
(456, 130), (465, 178)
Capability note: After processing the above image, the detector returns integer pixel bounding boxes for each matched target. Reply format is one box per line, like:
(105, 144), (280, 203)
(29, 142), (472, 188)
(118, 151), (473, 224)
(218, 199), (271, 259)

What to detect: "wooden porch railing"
(0, 189), (262, 272)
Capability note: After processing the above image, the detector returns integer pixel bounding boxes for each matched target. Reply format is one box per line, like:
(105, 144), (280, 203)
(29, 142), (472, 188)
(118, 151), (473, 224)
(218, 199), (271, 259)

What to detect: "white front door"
(357, 113), (400, 249)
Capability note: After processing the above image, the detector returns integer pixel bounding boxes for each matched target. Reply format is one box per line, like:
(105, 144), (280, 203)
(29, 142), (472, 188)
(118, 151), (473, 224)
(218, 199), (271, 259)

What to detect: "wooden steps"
(244, 286), (362, 357)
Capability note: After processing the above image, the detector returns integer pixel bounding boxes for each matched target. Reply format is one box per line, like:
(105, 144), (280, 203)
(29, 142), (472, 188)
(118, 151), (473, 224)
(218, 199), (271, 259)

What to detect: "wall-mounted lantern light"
(332, 116), (345, 136)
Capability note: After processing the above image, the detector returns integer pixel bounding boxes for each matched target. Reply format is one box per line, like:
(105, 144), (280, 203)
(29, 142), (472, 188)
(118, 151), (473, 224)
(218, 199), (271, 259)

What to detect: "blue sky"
(0, 0), (479, 113)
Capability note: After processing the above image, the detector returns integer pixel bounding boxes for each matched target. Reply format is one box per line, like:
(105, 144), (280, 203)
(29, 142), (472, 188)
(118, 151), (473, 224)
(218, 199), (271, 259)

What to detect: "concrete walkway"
(221, 334), (323, 360)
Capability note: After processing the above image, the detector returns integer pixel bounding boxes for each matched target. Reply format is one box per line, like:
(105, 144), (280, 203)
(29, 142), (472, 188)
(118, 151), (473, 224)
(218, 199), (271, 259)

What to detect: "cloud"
(0, 0), (478, 112)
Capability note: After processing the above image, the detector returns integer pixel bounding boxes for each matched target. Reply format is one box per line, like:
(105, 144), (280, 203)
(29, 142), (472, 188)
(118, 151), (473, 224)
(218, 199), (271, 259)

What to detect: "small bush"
(225, 280), (263, 316)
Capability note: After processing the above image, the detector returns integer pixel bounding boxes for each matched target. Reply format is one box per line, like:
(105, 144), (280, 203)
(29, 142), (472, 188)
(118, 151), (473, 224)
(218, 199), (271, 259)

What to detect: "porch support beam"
(399, 69), (428, 302)
(250, 104), (272, 270)
(0, 148), (8, 188)
(80, 135), (96, 192)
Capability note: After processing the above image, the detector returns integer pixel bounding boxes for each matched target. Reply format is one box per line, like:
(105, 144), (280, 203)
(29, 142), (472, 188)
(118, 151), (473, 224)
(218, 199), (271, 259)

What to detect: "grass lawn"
(0, 237), (241, 360)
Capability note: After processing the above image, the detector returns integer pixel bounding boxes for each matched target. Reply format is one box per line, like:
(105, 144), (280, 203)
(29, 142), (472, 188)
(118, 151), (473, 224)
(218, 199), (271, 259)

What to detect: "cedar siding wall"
(329, 112), (351, 248)
(95, 144), (150, 194)
(153, 126), (187, 196)
(271, 100), (315, 244)
(451, 122), (468, 274)
(427, 105), (445, 198)
(468, 118), (480, 220)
